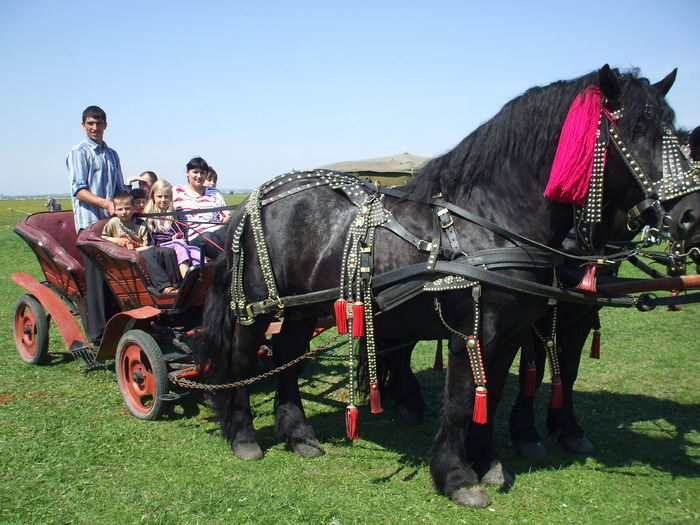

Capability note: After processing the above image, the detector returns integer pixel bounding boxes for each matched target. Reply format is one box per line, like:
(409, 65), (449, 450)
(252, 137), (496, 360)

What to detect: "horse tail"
(196, 255), (235, 391)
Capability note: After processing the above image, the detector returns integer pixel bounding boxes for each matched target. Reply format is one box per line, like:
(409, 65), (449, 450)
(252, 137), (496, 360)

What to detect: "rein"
(228, 170), (649, 322)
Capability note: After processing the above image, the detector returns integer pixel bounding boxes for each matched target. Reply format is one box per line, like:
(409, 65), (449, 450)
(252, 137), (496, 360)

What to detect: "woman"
(173, 157), (230, 260)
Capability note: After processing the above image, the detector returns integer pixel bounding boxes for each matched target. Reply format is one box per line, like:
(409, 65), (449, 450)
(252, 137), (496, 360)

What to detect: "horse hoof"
(515, 440), (549, 460)
(233, 441), (263, 461)
(560, 435), (594, 455)
(290, 438), (325, 458)
(480, 460), (514, 489)
(450, 487), (492, 508)
(397, 404), (424, 426)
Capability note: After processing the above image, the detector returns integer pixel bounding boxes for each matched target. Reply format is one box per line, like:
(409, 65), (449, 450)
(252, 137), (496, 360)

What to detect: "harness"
(225, 115), (697, 427)
(228, 165), (666, 323)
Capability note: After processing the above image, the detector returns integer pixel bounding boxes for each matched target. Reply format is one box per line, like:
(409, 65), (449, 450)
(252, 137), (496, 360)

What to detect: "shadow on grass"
(273, 364), (700, 484)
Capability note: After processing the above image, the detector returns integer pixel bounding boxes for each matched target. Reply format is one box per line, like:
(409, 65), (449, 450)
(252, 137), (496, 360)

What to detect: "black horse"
(199, 65), (681, 507)
(379, 126), (700, 455)
(509, 125), (700, 459)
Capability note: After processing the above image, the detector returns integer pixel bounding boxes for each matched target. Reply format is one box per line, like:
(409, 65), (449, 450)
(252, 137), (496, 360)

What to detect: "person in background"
(173, 157), (230, 260)
(102, 191), (180, 293)
(131, 187), (148, 214)
(145, 180), (202, 277)
(126, 171), (158, 195)
(45, 197), (62, 211)
(204, 167), (218, 188)
(67, 105), (126, 346)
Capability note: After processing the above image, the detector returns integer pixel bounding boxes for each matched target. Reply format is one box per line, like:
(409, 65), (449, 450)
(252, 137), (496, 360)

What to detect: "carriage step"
(168, 361), (194, 370)
(159, 392), (189, 402)
(161, 352), (191, 363)
(78, 360), (106, 371)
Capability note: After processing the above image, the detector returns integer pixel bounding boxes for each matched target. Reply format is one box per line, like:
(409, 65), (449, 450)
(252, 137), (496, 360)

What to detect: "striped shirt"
(67, 138), (126, 232)
(173, 185), (230, 240)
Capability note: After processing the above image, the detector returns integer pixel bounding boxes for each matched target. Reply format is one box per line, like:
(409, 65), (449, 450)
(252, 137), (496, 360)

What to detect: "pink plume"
(544, 87), (603, 206)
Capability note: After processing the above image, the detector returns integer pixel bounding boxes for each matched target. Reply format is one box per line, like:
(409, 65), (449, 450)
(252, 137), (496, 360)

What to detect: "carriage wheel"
(115, 330), (168, 420)
(13, 295), (50, 365)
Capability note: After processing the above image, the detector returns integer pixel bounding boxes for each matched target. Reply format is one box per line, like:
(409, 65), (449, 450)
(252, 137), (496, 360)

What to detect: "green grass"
(0, 198), (698, 524)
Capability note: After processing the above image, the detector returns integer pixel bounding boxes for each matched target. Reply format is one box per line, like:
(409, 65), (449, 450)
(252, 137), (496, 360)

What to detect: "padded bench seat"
(76, 218), (181, 309)
(14, 210), (86, 300)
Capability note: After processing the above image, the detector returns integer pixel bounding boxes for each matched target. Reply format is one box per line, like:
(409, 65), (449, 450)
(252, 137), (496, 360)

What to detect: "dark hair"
(113, 191), (134, 205)
(207, 167), (218, 184)
(141, 171), (158, 184)
(131, 188), (147, 200)
(186, 156), (209, 172)
(82, 106), (107, 123)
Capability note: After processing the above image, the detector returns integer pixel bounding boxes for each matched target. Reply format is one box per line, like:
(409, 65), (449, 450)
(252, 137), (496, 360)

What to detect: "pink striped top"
(173, 185), (230, 240)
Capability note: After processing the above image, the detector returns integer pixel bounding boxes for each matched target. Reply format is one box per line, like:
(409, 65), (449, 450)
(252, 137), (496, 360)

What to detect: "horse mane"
(403, 67), (673, 202)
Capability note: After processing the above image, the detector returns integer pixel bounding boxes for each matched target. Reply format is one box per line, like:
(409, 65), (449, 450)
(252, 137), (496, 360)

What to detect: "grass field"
(0, 198), (698, 524)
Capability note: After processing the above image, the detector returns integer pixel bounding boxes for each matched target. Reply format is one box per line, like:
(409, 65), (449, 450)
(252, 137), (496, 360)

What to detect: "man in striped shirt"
(67, 106), (126, 346)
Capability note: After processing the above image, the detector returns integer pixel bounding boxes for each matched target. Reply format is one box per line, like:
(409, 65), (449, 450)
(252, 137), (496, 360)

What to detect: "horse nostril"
(681, 209), (697, 227)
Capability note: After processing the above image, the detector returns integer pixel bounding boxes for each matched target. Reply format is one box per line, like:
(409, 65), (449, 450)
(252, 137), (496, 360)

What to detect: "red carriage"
(11, 209), (218, 420)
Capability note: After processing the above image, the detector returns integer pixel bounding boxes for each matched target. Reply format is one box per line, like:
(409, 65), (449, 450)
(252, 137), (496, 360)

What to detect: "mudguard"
(12, 272), (86, 352)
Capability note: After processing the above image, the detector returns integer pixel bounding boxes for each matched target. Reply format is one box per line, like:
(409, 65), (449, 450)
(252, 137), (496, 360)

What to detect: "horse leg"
(466, 330), (519, 489)
(546, 308), (598, 455)
(273, 314), (325, 458)
(429, 334), (490, 508)
(226, 318), (273, 461)
(377, 340), (426, 426)
(509, 329), (549, 459)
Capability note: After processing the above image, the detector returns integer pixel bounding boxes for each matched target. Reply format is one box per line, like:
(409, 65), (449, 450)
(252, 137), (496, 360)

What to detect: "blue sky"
(1, 0), (698, 196)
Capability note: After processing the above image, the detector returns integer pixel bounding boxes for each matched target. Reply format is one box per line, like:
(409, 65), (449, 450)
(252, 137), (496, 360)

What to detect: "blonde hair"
(145, 179), (175, 231)
(112, 191), (134, 207)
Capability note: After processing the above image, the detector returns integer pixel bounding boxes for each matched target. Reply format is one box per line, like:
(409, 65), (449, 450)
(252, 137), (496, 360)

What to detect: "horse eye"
(630, 124), (647, 137)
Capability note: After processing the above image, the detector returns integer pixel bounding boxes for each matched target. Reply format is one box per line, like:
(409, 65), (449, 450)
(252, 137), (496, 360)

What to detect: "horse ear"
(598, 64), (621, 102)
(653, 68), (677, 97)
(689, 126), (700, 161)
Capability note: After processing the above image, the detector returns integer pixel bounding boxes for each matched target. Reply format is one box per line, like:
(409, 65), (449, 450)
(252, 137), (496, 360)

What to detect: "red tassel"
(473, 386), (487, 424)
(432, 340), (444, 371)
(352, 302), (365, 337)
(666, 291), (681, 311)
(550, 378), (563, 409)
(257, 345), (275, 369)
(369, 382), (383, 414)
(590, 329), (601, 359)
(524, 363), (537, 397)
(544, 87), (603, 206)
(576, 264), (598, 292)
(345, 404), (358, 440)
(334, 300), (348, 334)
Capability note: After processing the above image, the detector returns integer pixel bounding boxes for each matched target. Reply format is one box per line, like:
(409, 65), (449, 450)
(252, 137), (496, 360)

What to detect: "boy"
(130, 188), (148, 214)
(102, 192), (181, 293)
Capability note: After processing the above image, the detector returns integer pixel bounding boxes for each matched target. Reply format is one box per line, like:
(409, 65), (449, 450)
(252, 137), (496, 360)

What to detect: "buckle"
(437, 208), (454, 228)
(417, 239), (432, 252)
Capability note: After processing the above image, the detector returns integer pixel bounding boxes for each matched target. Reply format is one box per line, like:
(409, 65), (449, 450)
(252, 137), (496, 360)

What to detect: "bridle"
(575, 108), (698, 251)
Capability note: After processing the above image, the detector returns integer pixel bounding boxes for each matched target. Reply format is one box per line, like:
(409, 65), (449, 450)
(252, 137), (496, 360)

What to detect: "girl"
(145, 180), (202, 277)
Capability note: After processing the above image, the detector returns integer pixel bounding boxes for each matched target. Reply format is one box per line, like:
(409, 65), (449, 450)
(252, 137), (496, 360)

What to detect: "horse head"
(568, 65), (682, 251)
(653, 125), (700, 241)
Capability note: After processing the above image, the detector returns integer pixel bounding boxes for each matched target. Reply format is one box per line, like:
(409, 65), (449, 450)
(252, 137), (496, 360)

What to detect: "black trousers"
(141, 247), (182, 292)
(81, 253), (120, 344)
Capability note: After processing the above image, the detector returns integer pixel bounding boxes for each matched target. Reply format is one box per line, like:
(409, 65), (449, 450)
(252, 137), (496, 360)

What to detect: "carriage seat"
(14, 210), (87, 297)
(76, 218), (178, 309)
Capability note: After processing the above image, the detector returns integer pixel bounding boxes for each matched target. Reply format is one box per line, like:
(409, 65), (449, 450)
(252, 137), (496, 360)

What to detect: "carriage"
(11, 209), (219, 420)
